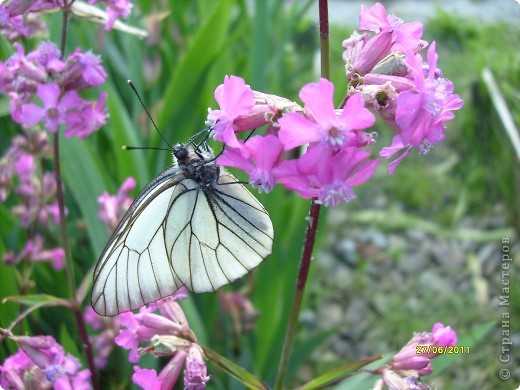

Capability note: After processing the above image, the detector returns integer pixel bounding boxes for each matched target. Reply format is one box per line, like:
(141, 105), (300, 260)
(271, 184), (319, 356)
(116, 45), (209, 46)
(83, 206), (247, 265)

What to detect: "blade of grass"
(155, 0), (233, 157)
(60, 134), (110, 256)
(297, 355), (382, 390)
(203, 345), (270, 390)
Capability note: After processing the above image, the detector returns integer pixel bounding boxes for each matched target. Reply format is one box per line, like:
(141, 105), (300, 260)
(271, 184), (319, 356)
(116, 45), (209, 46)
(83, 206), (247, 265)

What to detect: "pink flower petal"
(20, 103), (44, 127)
(278, 112), (322, 150)
(358, 3), (389, 32)
(346, 158), (379, 186)
(299, 78), (336, 126)
(132, 366), (162, 390)
(37, 83), (60, 109)
(215, 75), (255, 117)
(339, 93), (375, 130)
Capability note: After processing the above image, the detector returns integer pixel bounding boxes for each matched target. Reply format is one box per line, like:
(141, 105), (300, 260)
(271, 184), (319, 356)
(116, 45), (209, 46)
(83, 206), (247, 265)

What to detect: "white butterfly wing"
(91, 167), (185, 316)
(91, 168), (273, 316)
(166, 172), (273, 292)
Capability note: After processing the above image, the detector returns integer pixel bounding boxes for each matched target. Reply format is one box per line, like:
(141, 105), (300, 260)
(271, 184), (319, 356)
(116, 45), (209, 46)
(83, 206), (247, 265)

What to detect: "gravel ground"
(296, 203), (519, 388)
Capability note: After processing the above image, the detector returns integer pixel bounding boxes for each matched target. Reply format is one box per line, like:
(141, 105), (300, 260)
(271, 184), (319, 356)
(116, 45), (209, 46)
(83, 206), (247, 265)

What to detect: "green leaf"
(297, 355), (383, 390)
(332, 354), (393, 390)
(3, 294), (71, 307)
(155, 0), (233, 144)
(179, 298), (207, 346)
(0, 259), (19, 329)
(287, 326), (339, 381)
(203, 346), (270, 390)
(2, 294), (72, 332)
(105, 81), (149, 186)
(60, 134), (109, 256)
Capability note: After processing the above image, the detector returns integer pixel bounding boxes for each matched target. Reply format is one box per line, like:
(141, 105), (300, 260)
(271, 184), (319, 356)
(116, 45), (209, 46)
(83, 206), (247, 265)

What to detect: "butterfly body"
(91, 143), (273, 316)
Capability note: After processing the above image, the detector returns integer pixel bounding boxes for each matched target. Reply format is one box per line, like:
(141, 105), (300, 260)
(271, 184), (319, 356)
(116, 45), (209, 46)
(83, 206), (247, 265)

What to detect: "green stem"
(54, 4), (100, 390)
(53, 134), (75, 301)
(274, 2), (330, 388)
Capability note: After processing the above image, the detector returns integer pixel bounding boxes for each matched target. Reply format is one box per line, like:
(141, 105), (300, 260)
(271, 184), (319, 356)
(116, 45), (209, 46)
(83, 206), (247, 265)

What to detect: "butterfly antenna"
(122, 145), (171, 152)
(128, 80), (172, 149)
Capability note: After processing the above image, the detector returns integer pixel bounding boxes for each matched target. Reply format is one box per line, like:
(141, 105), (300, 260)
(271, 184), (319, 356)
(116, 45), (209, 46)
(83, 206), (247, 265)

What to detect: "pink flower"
(1, 41), (108, 138)
(27, 40), (65, 72)
(132, 366), (164, 390)
(276, 144), (379, 206)
(359, 2), (425, 52)
(391, 323), (457, 373)
(431, 322), (457, 347)
(64, 92), (108, 138)
(61, 50), (108, 90)
(14, 153), (34, 179)
(19, 83), (82, 133)
(133, 351), (187, 390)
(84, 307), (121, 369)
(0, 3), (28, 38)
(373, 323), (457, 389)
(380, 43), (463, 173)
(117, 293), (209, 389)
(98, 176), (136, 231)
(184, 344), (209, 389)
(206, 75), (257, 148)
(1, 335), (91, 389)
(278, 78), (375, 149)
(0, 349), (34, 389)
(89, 0), (133, 30)
(115, 291), (190, 363)
(217, 135), (283, 193)
(105, 0), (133, 30)
(4, 234), (65, 269)
(12, 171), (62, 228)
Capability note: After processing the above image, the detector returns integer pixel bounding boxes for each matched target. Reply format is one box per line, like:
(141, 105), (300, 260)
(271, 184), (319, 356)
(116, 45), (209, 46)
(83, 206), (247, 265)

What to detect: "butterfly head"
(173, 143), (190, 164)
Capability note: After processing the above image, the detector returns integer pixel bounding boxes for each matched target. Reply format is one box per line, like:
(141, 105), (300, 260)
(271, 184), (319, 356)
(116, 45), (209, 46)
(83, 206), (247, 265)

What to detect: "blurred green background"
(1, 0), (519, 388)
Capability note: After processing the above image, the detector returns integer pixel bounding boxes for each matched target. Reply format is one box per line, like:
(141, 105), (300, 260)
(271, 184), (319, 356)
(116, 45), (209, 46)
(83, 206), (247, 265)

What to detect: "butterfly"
(91, 141), (274, 316)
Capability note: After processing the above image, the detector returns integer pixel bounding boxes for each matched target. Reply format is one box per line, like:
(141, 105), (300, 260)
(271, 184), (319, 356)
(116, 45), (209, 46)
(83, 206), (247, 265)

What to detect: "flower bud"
(370, 52), (407, 76)
(150, 335), (191, 357)
(2, 0), (39, 16)
(184, 344), (209, 389)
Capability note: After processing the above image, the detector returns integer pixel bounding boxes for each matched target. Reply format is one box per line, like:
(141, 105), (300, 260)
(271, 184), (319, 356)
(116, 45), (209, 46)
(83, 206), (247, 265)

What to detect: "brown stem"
(274, 1), (329, 387)
(274, 200), (322, 389)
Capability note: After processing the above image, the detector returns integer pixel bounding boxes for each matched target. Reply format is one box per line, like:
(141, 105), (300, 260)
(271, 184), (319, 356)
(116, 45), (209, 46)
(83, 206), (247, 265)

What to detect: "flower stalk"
(274, 200), (322, 390)
(274, 2), (330, 388)
(53, 4), (99, 389)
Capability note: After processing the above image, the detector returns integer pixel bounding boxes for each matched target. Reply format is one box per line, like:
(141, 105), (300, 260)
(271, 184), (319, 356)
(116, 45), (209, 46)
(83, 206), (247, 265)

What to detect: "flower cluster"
(88, 0), (133, 30)
(0, 335), (91, 390)
(97, 176), (136, 231)
(115, 290), (210, 389)
(0, 41), (108, 138)
(0, 0), (134, 40)
(209, 75), (379, 207)
(207, 3), (463, 204)
(372, 323), (457, 389)
(343, 3), (464, 174)
(0, 0), (51, 40)
(1, 130), (65, 270)
(4, 234), (65, 270)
